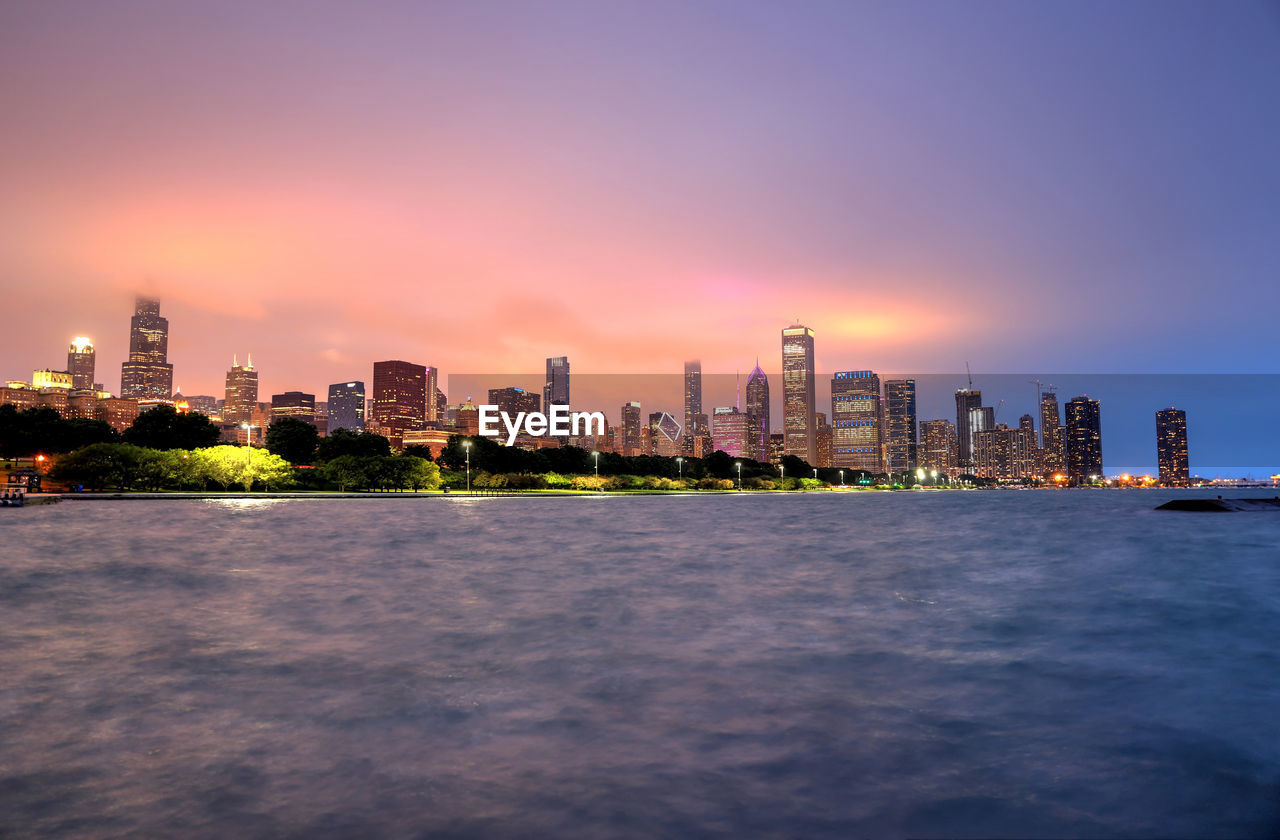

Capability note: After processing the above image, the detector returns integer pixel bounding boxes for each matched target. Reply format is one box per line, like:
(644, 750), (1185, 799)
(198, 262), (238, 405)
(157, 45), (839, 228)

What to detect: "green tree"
(123, 406), (221, 450)
(189, 445), (247, 490)
(50, 442), (144, 491)
(322, 455), (371, 491)
(241, 449), (293, 491)
(266, 418), (319, 464)
(316, 428), (391, 460)
(403, 456), (440, 491)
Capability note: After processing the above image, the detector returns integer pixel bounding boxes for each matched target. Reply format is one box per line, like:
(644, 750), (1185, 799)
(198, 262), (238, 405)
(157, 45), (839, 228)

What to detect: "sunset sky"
(2, 1), (1278, 468)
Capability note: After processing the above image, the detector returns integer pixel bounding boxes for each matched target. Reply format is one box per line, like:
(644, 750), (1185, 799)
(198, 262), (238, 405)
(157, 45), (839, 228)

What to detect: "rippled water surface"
(3, 490), (1280, 838)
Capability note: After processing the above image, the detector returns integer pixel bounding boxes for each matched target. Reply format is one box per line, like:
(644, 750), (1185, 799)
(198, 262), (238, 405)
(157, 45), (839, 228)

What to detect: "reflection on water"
(2, 491), (1279, 838)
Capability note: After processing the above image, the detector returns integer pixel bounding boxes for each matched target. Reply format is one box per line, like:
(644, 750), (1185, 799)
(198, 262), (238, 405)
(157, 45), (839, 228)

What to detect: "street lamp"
(931, 469), (938, 486)
(676, 456), (683, 480)
(839, 469), (845, 486)
(735, 461), (742, 490)
(592, 450), (599, 478)
(779, 463), (785, 488)
(463, 440), (472, 493)
(813, 468), (818, 481)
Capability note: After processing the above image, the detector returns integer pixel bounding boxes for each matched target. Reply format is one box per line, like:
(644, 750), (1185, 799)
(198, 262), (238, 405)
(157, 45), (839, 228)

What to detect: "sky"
(1, 1), (1278, 471)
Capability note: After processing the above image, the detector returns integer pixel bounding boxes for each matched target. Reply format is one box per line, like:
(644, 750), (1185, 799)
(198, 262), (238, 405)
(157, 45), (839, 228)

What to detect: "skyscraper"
(67, 337), (95, 391)
(223, 355), (259, 425)
(544, 356), (570, 410)
(683, 360), (702, 452)
(954, 389), (983, 470)
(782, 324), (816, 465)
(1065, 395), (1103, 483)
(745, 361), (770, 462)
(328, 381), (366, 433)
(487, 386), (540, 417)
(1156, 408), (1189, 487)
(711, 407), (751, 458)
(372, 360), (427, 448)
(119, 296), (173, 400)
(621, 400), (642, 456)
(884, 379), (917, 474)
(832, 370), (882, 473)
(919, 419), (958, 474)
(424, 366), (440, 423)
(271, 391), (317, 425)
(1040, 390), (1064, 476)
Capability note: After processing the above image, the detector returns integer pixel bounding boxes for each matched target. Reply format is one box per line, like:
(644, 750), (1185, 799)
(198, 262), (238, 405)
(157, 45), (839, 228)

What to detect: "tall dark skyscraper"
(544, 356), (570, 410)
(1156, 407), (1189, 487)
(621, 400), (642, 456)
(745, 361), (770, 462)
(884, 379), (917, 474)
(782, 324), (816, 464)
(1039, 390), (1064, 476)
(67, 337), (95, 391)
(683, 360), (702, 451)
(832, 370), (882, 472)
(328, 381), (365, 433)
(119, 295), (173, 400)
(954, 389), (983, 470)
(223, 354), (258, 426)
(271, 391), (317, 425)
(487, 386), (540, 417)
(1065, 395), (1103, 483)
(372, 360), (427, 448)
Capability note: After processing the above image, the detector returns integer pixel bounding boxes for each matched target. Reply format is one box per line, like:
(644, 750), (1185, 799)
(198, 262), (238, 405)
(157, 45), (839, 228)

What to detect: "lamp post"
(779, 463), (784, 488)
(735, 461), (742, 491)
(813, 468), (818, 481)
(463, 440), (471, 493)
(839, 469), (845, 486)
(676, 456), (683, 481)
(592, 450), (599, 478)
(931, 469), (938, 486)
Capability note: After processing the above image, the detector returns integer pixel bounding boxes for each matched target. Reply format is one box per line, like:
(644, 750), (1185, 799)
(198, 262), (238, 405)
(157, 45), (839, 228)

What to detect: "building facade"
(119, 296), (174, 400)
(271, 391), (317, 426)
(327, 381), (366, 433)
(1039, 391), (1064, 476)
(1156, 407), (1189, 487)
(67, 337), (95, 391)
(544, 356), (570, 411)
(372, 360), (427, 448)
(223, 355), (259, 426)
(1065, 396), (1103, 482)
(711, 407), (751, 458)
(621, 401), (642, 456)
(782, 324), (816, 464)
(919, 419), (958, 475)
(884, 379), (917, 475)
(832, 370), (882, 473)
(744, 362), (770, 462)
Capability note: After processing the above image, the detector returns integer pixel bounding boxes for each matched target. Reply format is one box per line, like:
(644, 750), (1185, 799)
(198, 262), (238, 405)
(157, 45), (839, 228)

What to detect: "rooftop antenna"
(736, 370), (741, 410)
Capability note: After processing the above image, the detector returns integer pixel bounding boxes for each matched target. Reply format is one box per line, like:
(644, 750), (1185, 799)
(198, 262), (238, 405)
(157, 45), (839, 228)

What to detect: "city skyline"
(3, 2), (1278, 395)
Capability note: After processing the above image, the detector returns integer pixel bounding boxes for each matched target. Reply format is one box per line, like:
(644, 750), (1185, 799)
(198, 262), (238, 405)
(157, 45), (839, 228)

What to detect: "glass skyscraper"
(781, 325), (816, 465)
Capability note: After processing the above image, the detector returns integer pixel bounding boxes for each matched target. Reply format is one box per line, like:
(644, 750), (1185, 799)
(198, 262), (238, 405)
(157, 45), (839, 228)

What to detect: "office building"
(544, 356), (570, 410)
(119, 296), (174, 400)
(919, 419), (958, 475)
(621, 401), (642, 456)
(974, 425), (1039, 480)
(1156, 408), (1190, 487)
(1065, 396), (1103, 482)
(815, 411), (833, 468)
(648, 411), (681, 457)
(954, 389), (983, 469)
(328, 381), (366, 433)
(711, 406), (751, 458)
(782, 324), (816, 464)
(373, 360), (427, 448)
(67, 337), (95, 390)
(683, 360), (703, 452)
(223, 355), (259, 426)
(745, 361), (770, 462)
(488, 386), (540, 417)
(832, 370), (883, 473)
(32, 369), (73, 390)
(1040, 391), (1064, 475)
(884, 379), (917, 474)
(271, 391), (316, 425)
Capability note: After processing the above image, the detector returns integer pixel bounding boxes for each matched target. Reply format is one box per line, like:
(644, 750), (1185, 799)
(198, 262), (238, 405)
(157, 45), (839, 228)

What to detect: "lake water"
(3, 490), (1279, 838)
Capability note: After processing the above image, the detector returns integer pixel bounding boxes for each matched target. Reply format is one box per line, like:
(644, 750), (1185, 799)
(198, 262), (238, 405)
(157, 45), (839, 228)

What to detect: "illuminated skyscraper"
(683, 360), (703, 452)
(974, 424), (1038, 480)
(119, 296), (173, 400)
(884, 379), (917, 474)
(1040, 390), (1064, 476)
(621, 400), (642, 456)
(648, 411), (681, 457)
(373, 360), (427, 448)
(832, 370), (882, 473)
(424, 366), (440, 423)
(328, 381), (365, 433)
(1065, 395), (1103, 482)
(544, 356), (570, 410)
(271, 391), (316, 425)
(782, 324), (816, 464)
(814, 411), (833, 468)
(1156, 408), (1189, 487)
(745, 361), (770, 461)
(487, 386), (540, 416)
(67, 337), (95, 391)
(919, 419), (958, 474)
(711, 407), (751, 458)
(954, 389), (983, 469)
(223, 355), (259, 426)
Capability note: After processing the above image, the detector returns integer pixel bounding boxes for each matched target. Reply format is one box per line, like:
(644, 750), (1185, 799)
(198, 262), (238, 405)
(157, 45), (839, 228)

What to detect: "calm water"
(3, 490), (1279, 838)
